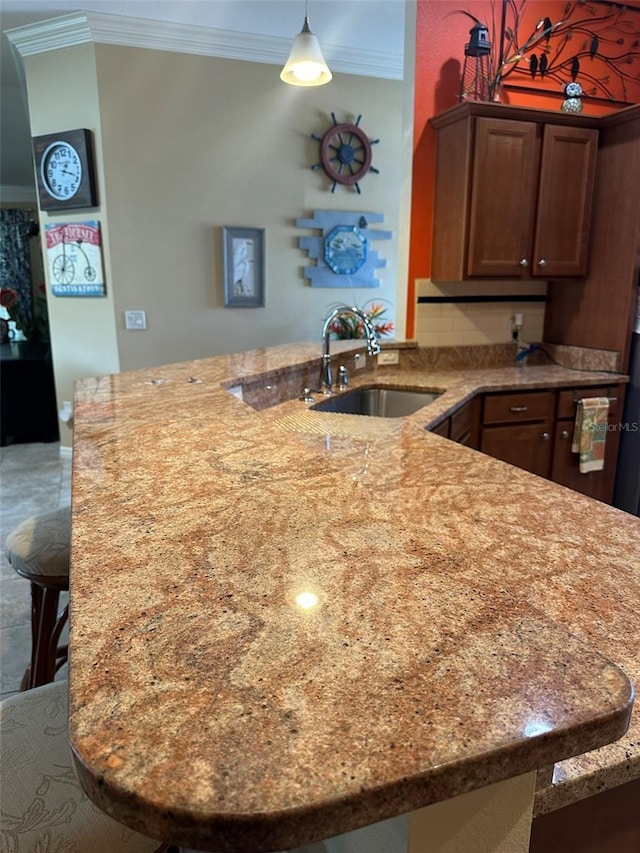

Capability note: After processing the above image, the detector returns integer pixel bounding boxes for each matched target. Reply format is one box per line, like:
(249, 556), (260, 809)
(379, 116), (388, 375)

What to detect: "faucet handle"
(337, 365), (348, 390)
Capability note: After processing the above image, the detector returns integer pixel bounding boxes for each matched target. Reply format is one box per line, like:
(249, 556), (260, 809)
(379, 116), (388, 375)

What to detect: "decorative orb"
(562, 97), (583, 114)
(565, 82), (583, 98)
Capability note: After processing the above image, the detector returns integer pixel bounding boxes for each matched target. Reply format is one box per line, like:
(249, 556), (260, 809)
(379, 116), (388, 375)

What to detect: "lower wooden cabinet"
(431, 418), (450, 438)
(480, 390), (554, 478)
(481, 422), (553, 478)
(450, 397), (480, 448)
(529, 778), (640, 853)
(433, 398), (481, 447)
(432, 383), (625, 504)
(551, 386), (624, 503)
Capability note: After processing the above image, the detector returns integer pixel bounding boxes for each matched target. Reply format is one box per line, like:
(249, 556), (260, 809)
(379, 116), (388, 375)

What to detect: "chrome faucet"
(319, 306), (381, 394)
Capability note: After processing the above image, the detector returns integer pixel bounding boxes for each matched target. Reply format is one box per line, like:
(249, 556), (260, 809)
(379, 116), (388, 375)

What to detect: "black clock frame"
(32, 128), (98, 211)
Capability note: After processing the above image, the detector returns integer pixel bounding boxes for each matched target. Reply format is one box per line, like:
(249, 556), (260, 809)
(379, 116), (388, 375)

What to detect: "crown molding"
(6, 11), (402, 81)
(5, 13), (93, 56)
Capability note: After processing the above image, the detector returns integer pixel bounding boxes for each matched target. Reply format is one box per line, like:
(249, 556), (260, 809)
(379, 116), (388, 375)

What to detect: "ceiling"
(0, 0), (406, 194)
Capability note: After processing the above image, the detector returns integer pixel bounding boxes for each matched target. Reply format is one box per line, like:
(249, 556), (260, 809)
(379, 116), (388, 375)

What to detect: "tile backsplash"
(416, 279), (547, 347)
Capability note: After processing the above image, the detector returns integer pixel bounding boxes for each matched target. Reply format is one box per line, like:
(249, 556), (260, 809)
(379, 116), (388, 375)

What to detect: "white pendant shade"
(280, 17), (332, 86)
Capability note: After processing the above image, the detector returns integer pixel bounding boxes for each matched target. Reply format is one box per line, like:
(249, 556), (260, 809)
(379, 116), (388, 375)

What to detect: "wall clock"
(311, 113), (379, 194)
(32, 129), (98, 211)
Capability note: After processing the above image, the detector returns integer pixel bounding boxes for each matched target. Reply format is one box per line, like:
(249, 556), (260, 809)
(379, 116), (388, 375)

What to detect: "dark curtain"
(0, 208), (33, 325)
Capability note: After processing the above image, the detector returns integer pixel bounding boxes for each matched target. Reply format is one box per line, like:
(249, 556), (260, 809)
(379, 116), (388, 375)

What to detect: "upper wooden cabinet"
(430, 103), (599, 282)
(543, 104), (640, 372)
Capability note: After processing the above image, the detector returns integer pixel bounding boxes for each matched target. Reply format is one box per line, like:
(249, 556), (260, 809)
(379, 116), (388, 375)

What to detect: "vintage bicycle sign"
(45, 220), (106, 296)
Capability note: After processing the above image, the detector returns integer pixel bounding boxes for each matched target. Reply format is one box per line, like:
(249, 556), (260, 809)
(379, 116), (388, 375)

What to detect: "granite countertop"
(69, 343), (639, 851)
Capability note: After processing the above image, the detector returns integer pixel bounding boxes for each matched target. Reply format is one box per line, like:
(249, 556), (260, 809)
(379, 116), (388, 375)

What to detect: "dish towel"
(571, 397), (610, 473)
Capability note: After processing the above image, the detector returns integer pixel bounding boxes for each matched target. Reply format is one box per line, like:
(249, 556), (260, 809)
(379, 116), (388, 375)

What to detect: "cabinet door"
(532, 125), (598, 277)
(551, 387), (624, 504)
(481, 422), (553, 478)
(551, 421), (621, 503)
(431, 418), (450, 438)
(467, 118), (540, 277)
(450, 397), (480, 448)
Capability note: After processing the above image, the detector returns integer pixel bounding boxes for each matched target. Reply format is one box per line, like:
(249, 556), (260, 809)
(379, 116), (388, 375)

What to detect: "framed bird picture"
(493, 0), (640, 107)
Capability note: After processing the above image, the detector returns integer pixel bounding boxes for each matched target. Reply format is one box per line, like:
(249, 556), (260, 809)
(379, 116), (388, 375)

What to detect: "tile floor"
(0, 441), (71, 699)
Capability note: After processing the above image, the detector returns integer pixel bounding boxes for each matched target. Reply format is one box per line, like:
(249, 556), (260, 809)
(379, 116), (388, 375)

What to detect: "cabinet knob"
(541, 432), (551, 441)
(519, 258), (529, 268)
(537, 258), (547, 267)
(560, 429), (570, 439)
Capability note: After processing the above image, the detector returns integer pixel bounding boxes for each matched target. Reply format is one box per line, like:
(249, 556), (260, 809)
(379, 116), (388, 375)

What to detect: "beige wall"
(95, 44), (406, 371)
(25, 44), (121, 444)
(21, 40), (408, 443)
(416, 279), (547, 348)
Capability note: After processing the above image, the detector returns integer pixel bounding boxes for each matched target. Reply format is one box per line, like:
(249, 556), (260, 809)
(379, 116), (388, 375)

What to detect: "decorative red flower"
(329, 300), (394, 340)
(0, 288), (18, 309)
(0, 286), (41, 339)
(374, 321), (394, 336)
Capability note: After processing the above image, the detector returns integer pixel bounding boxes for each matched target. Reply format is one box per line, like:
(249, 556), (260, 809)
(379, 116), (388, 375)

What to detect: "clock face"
(41, 141), (83, 201)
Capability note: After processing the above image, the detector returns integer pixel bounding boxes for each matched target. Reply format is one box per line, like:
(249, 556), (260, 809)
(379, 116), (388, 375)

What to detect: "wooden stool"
(5, 506), (71, 690)
(0, 681), (177, 852)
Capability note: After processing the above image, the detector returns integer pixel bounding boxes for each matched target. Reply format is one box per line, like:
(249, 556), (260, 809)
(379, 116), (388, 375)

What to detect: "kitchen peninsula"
(69, 342), (640, 853)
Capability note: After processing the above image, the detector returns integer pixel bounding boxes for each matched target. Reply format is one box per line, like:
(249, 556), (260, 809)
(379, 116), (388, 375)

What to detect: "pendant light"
(280, 1), (332, 87)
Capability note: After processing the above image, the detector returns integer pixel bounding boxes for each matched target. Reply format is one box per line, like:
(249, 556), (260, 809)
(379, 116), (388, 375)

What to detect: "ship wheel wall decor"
(311, 113), (379, 194)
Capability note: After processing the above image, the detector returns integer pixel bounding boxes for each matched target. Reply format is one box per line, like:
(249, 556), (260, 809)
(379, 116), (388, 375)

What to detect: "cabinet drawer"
(556, 386), (623, 421)
(483, 391), (555, 425)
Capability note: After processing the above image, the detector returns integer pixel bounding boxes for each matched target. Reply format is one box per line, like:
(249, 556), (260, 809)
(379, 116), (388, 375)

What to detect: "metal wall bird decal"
(539, 53), (548, 78)
(451, 0), (639, 105)
(571, 55), (580, 80)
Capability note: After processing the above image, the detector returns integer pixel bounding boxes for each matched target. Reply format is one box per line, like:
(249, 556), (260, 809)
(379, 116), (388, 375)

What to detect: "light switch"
(124, 310), (147, 330)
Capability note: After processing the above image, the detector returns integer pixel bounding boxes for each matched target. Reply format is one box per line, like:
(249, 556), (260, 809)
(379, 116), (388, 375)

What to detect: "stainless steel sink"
(310, 386), (442, 418)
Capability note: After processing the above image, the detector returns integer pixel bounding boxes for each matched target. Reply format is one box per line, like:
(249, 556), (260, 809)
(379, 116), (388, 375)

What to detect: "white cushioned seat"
(4, 507), (72, 689)
(5, 506), (71, 581)
(0, 681), (165, 852)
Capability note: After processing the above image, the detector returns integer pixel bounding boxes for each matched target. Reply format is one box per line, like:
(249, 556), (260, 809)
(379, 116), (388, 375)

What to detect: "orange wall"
(407, 0), (640, 337)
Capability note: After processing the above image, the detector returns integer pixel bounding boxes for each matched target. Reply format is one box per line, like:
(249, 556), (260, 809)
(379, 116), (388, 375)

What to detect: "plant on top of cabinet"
(451, 2), (640, 107)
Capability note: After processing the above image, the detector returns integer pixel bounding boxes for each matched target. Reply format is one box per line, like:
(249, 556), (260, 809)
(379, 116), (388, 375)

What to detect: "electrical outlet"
(377, 350), (400, 366)
(124, 310), (147, 330)
(354, 353), (367, 370)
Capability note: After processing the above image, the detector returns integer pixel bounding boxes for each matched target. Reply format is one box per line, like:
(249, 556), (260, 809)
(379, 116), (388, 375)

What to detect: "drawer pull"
(560, 429), (570, 439)
(541, 432), (551, 441)
(509, 405), (529, 413)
